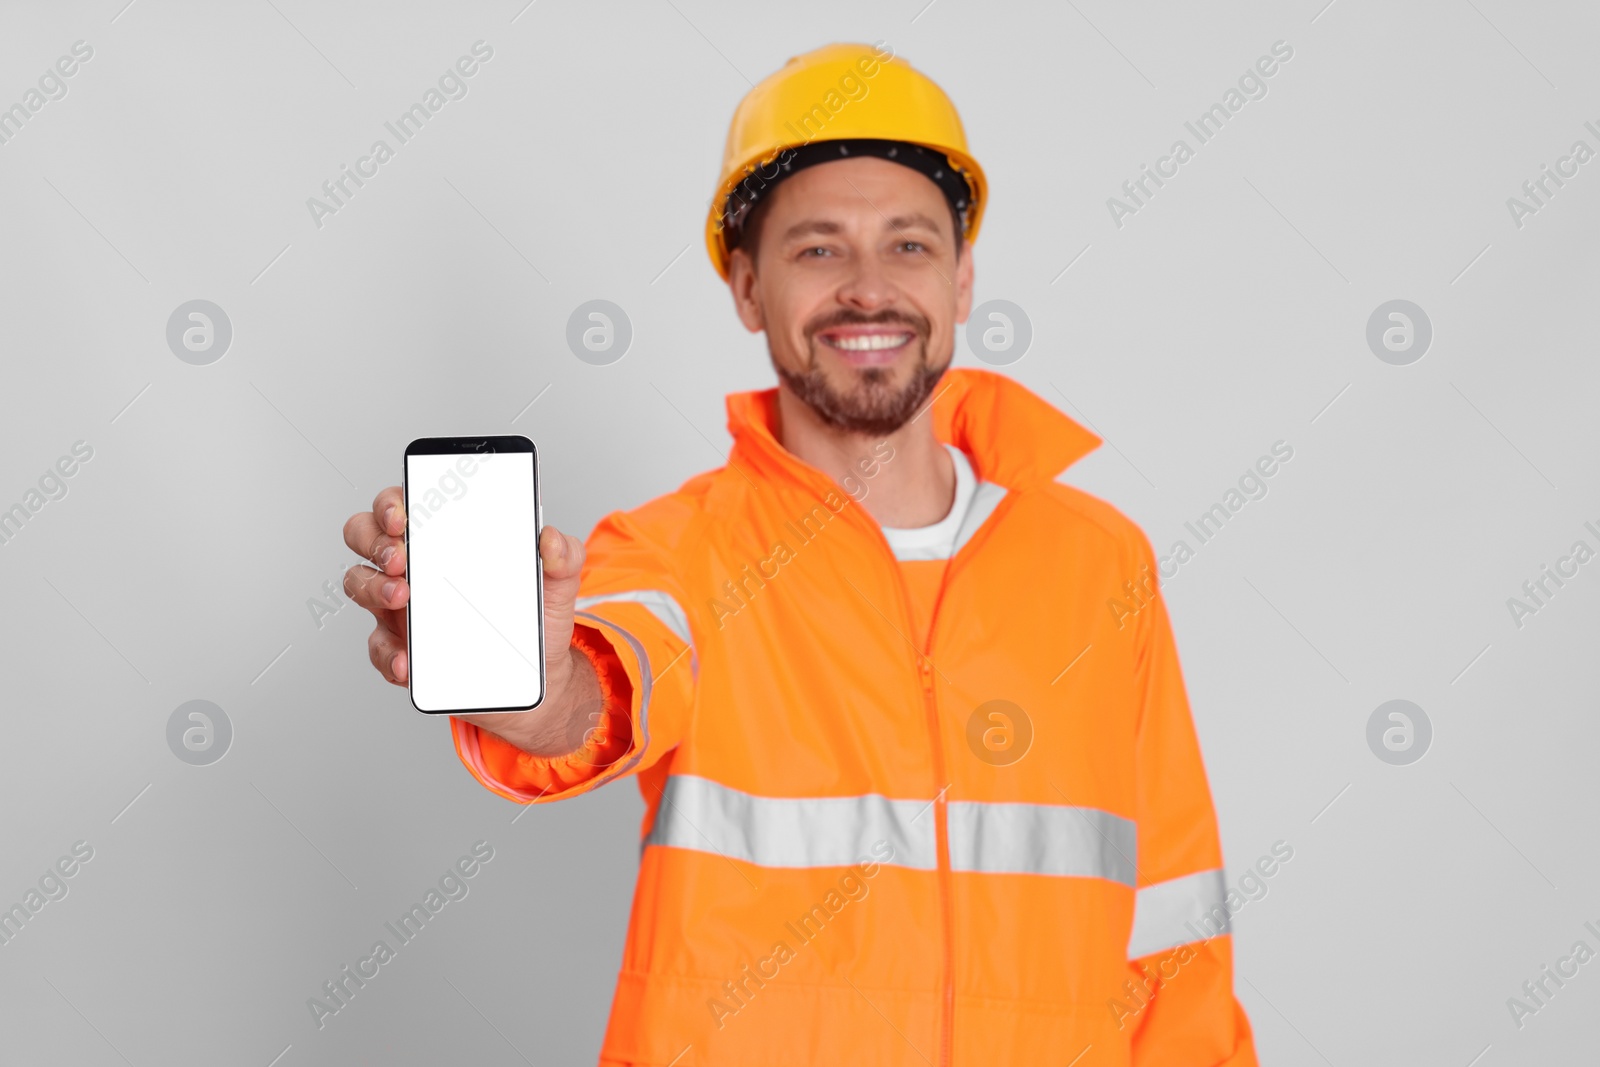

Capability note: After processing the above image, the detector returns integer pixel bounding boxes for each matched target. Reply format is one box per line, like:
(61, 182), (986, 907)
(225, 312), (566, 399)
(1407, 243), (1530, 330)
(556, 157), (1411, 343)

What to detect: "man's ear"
(953, 240), (975, 325)
(727, 248), (765, 334)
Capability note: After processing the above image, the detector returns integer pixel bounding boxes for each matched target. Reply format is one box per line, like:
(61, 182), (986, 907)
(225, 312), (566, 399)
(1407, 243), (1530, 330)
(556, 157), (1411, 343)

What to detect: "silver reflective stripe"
(644, 774), (937, 870)
(643, 778), (1140, 889)
(947, 801), (1137, 886)
(572, 611), (653, 784)
(951, 481), (1008, 556)
(575, 589), (691, 646)
(1127, 868), (1230, 959)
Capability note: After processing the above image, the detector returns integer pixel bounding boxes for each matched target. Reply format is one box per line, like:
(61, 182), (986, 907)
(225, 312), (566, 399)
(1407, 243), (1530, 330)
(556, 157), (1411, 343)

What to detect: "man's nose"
(836, 254), (899, 311)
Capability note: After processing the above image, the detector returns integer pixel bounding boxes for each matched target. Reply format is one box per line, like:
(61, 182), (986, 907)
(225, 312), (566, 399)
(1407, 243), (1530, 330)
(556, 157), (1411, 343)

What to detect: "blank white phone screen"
(406, 450), (542, 712)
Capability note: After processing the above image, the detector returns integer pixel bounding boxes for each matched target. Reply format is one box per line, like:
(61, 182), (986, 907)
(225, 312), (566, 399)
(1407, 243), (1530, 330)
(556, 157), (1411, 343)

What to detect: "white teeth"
(830, 333), (911, 351)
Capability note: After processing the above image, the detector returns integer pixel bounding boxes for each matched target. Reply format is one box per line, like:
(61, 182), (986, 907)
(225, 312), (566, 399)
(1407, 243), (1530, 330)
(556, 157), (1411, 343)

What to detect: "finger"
(368, 624), (408, 685)
(345, 563), (408, 614)
(343, 508), (406, 575)
(539, 527), (586, 615)
(539, 524), (586, 582)
(539, 526), (585, 670)
(373, 486), (406, 538)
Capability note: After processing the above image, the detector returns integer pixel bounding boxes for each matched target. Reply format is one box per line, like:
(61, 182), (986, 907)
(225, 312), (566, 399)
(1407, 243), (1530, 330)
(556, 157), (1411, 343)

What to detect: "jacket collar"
(724, 367), (1102, 492)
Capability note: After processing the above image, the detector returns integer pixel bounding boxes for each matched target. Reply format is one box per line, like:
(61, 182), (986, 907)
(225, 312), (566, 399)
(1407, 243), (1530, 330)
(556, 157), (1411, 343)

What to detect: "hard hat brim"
(705, 138), (985, 279)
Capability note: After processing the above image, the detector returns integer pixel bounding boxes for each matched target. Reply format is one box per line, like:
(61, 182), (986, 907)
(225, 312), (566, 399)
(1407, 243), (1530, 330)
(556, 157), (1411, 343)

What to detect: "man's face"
(727, 156), (974, 436)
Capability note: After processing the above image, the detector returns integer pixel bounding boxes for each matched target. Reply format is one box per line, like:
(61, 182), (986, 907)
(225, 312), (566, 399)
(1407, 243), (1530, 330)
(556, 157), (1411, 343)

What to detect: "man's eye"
(800, 246), (832, 258)
(898, 241), (925, 253)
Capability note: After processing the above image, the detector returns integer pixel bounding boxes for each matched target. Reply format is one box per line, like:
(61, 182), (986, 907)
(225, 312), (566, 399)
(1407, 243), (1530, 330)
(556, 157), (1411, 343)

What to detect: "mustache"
(805, 308), (931, 341)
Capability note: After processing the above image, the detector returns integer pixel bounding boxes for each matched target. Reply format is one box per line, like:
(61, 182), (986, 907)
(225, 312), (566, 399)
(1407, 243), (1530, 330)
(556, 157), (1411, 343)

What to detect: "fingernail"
(382, 580), (398, 603)
(384, 505), (397, 530)
(378, 545), (395, 567)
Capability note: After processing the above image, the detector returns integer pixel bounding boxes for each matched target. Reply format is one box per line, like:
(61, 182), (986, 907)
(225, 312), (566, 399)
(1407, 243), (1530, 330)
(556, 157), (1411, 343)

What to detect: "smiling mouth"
(816, 327), (917, 364)
(825, 332), (913, 350)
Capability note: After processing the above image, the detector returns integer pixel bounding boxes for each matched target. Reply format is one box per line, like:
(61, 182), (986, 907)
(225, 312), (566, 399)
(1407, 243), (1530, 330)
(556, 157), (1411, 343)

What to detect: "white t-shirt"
(879, 444), (979, 561)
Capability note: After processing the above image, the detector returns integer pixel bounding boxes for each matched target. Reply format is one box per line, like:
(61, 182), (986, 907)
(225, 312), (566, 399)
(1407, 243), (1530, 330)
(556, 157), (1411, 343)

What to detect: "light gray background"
(2, 0), (1597, 1064)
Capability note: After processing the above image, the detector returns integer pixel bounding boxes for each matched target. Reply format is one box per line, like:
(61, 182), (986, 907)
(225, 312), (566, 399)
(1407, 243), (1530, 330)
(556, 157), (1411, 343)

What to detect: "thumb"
(539, 525), (585, 658)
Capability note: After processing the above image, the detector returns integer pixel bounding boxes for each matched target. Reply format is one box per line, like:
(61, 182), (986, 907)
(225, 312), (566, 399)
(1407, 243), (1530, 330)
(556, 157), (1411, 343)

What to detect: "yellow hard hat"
(705, 42), (986, 279)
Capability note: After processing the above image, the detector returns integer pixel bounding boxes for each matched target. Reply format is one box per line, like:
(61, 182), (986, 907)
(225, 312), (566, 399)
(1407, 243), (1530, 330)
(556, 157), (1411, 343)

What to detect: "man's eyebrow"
(780, 219), (843, 242)
(885, 212), (943, 234)
(779, 213), (945, 243)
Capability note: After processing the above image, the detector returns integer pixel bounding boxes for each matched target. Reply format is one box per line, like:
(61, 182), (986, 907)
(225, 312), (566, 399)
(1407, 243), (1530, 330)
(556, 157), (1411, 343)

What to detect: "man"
(343, 42), (1257, 1065)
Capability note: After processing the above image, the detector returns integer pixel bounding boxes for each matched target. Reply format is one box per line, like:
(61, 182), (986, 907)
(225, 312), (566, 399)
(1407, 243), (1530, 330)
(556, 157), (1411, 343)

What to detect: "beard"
(774, 308), (949, 436)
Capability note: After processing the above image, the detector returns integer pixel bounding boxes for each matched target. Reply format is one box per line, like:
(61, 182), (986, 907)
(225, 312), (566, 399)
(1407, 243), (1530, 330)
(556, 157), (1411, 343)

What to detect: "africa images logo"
(305, 41), (495, 229)
(1105, 40), (1295, 229)
(307, 840), (495, 1030)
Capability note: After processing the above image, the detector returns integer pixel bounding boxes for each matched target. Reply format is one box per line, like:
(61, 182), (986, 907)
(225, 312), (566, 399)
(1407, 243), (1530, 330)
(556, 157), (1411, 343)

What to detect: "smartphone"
(403, 435), (545, 714)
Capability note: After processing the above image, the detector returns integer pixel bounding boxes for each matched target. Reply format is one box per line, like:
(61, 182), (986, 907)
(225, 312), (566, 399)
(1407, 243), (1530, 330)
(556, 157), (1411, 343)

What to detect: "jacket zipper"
(883, 490), (1018, 1067)
(880, 534), (956, 1067)
(744, 438), (1022, 1067)
(921, 655), (956, 1067)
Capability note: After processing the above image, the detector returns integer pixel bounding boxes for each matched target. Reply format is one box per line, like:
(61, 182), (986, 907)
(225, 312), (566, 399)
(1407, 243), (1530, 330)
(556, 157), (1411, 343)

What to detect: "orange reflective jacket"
(451, 368), (1258, 1066)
